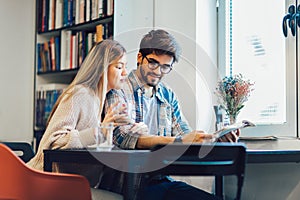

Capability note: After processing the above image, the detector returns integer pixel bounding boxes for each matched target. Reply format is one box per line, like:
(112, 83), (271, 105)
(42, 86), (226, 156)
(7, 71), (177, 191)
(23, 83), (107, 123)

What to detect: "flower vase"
(229, 115), (237, 125)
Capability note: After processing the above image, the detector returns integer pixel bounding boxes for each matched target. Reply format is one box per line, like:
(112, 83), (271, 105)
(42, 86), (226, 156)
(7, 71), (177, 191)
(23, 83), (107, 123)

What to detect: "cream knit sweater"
(27, 85), (100, 171)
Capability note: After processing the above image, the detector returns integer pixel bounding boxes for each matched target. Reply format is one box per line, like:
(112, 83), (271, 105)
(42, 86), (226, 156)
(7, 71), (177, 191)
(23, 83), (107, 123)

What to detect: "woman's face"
(107, 54), (128, 91)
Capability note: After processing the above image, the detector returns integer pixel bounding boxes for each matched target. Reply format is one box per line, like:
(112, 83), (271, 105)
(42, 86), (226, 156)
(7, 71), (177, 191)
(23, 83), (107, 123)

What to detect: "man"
(104, 29), (238, 200)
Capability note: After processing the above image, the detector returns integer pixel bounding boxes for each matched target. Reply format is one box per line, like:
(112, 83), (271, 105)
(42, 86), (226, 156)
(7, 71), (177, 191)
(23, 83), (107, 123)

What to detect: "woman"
(27, 40), (141, 175)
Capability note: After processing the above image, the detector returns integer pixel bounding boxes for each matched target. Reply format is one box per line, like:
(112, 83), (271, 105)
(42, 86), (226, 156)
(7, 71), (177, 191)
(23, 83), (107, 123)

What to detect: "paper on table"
(213, 120), (256, 139)
(239, 135), (278, 141)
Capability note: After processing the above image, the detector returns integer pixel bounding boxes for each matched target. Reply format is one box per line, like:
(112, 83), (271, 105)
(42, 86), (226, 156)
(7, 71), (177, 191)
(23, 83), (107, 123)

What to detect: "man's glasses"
(142, 56), (173, 74)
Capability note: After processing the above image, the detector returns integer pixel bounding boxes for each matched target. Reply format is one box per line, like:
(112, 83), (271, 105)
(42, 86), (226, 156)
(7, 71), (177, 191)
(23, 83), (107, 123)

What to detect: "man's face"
(137, 53), (173, 87)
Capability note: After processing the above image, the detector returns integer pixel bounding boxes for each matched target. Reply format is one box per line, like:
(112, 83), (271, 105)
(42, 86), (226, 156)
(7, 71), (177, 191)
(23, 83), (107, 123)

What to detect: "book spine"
(55, 0), (63, 29)
(96, 24), (103, 42)
(72, 0), (76, 25)
(75, 0), (80, 24)
(68, 0), (73, 26)
(78, 31), (83, 66)
(40, 43), (46, 72)
(79, 0), (85, 23)
(63, 0), (68, 27)
(42, 0), (46, 31)
(37, 43), (42, 73)
(45, 0), (50, 31)
(98, 0), (103, 18)
(55, 36), (60, 71)
(70, 32), (73, 69)
(37, 0), (43, 32)
(50, 37), (56, 71)
(86, 0), (90, 22)
(60, 30), (67, 70)
(44, 42), (51, 71)
(107, 0), (113, 16)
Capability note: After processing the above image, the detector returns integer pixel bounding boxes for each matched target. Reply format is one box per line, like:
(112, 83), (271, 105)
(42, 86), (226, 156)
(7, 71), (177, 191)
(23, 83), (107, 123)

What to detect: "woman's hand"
(102, 102), (133, 126)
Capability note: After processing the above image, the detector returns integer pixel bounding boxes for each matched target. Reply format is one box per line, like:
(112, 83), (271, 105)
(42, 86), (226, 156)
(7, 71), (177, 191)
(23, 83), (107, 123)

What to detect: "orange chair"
(0, 143), (92, 200)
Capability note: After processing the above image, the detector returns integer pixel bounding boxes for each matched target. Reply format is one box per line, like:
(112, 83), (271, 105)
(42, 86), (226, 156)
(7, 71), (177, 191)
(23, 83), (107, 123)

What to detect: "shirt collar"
(128, 70), (165, 103)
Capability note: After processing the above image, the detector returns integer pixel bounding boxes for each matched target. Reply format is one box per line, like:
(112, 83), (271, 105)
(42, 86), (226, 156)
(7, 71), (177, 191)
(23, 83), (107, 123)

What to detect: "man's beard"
(140, 68), (161, 87)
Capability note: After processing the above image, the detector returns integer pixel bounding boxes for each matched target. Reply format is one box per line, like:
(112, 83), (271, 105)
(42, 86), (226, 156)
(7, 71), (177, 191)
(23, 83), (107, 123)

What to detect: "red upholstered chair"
(0, 143), (92, 200)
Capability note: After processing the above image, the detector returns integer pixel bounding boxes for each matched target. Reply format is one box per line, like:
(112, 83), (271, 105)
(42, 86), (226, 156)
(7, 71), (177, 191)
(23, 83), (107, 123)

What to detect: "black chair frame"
(2, 142), (34, 163)
(148, 143), (247, 200)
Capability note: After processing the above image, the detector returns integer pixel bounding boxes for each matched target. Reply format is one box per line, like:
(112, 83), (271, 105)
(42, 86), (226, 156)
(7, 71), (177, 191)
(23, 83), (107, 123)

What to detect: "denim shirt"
(105, 70), (192, 149)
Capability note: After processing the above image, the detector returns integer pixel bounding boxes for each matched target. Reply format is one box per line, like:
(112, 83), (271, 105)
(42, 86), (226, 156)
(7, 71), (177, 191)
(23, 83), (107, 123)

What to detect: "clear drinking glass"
(96, 122), (114, 150)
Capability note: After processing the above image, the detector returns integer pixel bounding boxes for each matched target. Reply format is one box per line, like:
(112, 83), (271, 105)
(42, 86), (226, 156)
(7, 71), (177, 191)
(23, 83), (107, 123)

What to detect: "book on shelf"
(60, 30), (70, 70)
(37, 0), (43, 32)
(35, 84), (68, 128)
(78, 0), (85, 24)
(37, 24), (112, 73)
(39, 43), (47, 72)
(45, 0), (50, 31)
(49, 37), (56, 71)
(55, 0), (63, 29)
(37, 0), (114, 33)
(54, 36), (61, 71)
(43, 41), (51, 71)
(48, 0), (55, 30)
(78, 30), (85, 66)
(86, 0), (91, 22)
(98, 0), (104, 18)
(71, 33), (78, 69)
(67, 0), (74, 26)
(96, 24), (103, 42)
(37, 36), (61, 73)
(37, 43), (42, 73)
(91, 0), (98, 20)
(107, 0), (113, 16)
(37, 83), (68, 91)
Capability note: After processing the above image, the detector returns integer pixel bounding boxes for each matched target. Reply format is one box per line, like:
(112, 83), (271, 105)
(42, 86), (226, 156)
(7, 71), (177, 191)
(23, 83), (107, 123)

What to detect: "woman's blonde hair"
(47, 39), (126, 125)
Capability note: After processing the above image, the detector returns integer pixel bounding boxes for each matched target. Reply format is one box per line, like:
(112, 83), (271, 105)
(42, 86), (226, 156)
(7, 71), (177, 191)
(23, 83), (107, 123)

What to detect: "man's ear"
(137, 52), (143, 66)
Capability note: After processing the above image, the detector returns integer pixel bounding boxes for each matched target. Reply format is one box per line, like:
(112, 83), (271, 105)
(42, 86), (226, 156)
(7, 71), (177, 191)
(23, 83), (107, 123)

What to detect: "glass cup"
(96, 122), (114, 150)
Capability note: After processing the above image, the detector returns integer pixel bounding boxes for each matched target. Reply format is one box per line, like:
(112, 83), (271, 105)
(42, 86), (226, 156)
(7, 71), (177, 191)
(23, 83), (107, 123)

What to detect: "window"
(218, 0), (296, 136)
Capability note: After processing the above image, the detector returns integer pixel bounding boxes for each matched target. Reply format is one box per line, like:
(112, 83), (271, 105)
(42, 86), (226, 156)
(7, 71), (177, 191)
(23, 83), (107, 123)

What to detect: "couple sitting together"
(27, 29), (238, 200)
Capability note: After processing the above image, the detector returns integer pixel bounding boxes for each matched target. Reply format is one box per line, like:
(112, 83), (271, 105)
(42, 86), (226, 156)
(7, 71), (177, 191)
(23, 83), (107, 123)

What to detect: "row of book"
(37, 22), (112, 73)
(35, 84), (67, 128)
(37, 0), (114, 32)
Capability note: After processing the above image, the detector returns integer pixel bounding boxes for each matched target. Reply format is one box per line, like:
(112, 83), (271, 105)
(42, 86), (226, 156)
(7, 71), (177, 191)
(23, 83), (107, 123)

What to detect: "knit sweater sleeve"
(48, 88), (98, 149)
(27, 86), (99, 170)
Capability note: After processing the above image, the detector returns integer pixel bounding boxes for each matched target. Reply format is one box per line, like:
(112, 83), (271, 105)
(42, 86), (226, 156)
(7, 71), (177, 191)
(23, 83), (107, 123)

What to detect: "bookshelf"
(34, 0), (114, 149)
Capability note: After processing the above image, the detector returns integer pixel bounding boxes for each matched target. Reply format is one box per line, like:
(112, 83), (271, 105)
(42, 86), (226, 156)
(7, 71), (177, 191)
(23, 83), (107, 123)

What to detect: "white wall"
(114, 0), (218, 131)
(195, 0), (218, 132)
(0, 0), (35, 143)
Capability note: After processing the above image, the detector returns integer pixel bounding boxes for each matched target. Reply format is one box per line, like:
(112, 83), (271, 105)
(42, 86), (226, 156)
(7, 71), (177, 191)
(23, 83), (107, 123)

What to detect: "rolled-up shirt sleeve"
(105, 90), (139, 149)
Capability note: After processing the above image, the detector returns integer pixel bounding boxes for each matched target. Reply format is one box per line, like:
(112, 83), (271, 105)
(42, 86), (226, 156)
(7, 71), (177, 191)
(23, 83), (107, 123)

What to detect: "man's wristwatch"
(174, 136), (183, 143)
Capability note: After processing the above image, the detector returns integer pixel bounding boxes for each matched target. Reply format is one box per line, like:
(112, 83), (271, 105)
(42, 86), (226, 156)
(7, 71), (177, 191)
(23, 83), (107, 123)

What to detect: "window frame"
(217, 0), (297, 137)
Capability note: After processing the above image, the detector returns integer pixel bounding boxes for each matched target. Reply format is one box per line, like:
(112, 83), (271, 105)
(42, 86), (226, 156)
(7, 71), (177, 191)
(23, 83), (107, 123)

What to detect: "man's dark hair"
(139, 29), (181, 64)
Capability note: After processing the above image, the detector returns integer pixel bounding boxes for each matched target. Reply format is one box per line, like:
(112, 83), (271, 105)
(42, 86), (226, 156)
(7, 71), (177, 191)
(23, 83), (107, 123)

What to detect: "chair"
(0, 143), (92, 200)
(149, 143), (247, 200)
(2, 142), (35, 162)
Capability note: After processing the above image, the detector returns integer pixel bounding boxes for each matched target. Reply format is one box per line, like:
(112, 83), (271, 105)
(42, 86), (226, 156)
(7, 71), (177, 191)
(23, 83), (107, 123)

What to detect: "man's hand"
(181, 131), (214, 143)
(130, 122), (149, 135)
(217, 129), (240, 143)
